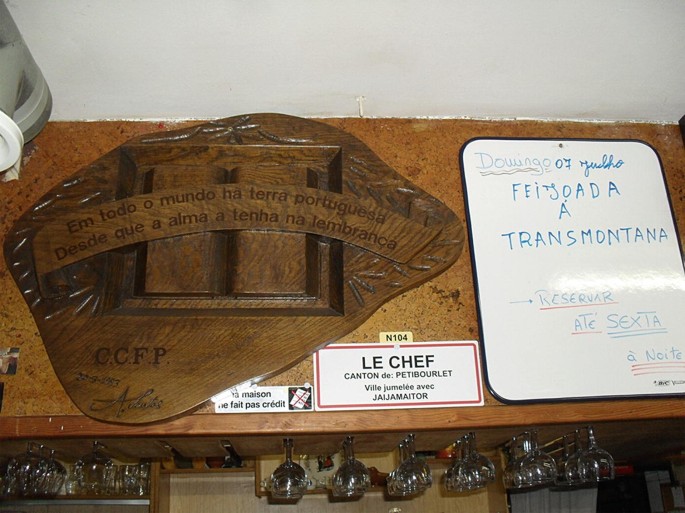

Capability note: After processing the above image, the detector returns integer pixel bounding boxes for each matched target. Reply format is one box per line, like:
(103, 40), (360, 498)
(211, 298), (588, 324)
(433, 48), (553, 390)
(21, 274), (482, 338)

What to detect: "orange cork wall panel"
(0, 119), (683, 418)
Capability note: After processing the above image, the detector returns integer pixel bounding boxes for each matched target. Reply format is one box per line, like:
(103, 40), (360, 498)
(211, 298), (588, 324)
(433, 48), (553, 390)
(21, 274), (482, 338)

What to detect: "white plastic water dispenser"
(0, 3), (52, 181)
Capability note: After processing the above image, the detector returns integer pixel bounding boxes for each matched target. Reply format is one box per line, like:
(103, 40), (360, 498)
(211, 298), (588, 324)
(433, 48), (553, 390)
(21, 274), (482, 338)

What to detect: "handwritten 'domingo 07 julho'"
(473, 151), (624, 177)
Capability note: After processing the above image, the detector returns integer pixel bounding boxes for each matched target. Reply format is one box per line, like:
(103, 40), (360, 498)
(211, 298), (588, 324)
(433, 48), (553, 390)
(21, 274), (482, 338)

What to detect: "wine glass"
(386, 439), (406, 496)
(270, 438), (308, 500)
(502, 435), (521, 489)
(75, 441), (115, 495)
(563, 429), (584, 485)
(10, 442), (47, 496)
(460, 432), (496, 490)
(552, 434), (574, 488)
(443, 438), (466, 492)
(64, 463), (81, 495)
(516, 430), (557, 489)
(387, 434), (432, 497)
(36, 447), (66, 496)
(504, 431), (556, 489)
(136, 461), (151, 495)
(444, 433), (495, 492)
(331, 436), (370, 499)
(578, 426), (615, 482)
(0, 456), (10, 497)
(117, 464), (140, 496)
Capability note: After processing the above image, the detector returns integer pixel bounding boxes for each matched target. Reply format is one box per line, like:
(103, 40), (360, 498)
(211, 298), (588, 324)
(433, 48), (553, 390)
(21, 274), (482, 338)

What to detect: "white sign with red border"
(313, 341), (483, 411)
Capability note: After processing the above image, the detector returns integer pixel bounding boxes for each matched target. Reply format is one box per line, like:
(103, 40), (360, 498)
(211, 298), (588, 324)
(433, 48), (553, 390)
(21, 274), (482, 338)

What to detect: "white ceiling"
(5, 0), (685, 122)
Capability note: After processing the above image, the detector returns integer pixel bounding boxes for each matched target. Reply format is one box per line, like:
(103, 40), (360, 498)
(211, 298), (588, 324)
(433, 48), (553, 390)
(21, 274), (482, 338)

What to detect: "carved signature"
(76, 371), (120, 387)
(90, 386), (163, 418)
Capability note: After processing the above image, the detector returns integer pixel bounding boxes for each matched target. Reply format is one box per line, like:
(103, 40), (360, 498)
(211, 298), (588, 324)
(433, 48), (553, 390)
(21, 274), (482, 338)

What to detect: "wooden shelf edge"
(160, 466), (254, 475)
(0, 497), (150, 505)
(1, 397), (683, 440)
(255, 486), (388, 499)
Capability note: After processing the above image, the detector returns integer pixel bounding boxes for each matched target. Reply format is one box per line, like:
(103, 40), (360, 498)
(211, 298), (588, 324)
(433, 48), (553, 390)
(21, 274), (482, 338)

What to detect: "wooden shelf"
(0, 497), (149, 506)
(2, 396), (682, 434)
(255, 485), (388, 498)
(160, 466), (254, 475)
(1, 397), (682, 462)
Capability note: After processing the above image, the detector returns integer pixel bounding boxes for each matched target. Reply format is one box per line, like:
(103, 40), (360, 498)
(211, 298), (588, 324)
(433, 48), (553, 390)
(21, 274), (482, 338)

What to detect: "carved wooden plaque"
(4, 114), (464, 424)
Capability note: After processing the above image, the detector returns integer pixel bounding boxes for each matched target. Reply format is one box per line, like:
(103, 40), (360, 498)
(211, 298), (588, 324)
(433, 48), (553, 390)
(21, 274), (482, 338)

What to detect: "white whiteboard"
(460, 138), (685, 402)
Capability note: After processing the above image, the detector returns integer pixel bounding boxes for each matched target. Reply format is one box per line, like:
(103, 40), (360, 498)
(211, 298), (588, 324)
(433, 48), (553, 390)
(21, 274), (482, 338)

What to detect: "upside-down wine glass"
(578, 426), (615, 482)
(563, 429), (584, 485)
(461, 432), (496, 490)
(10, 442), (47, 496)
(36, 447), (66, 496)
(517, 430), (557, 489)
(444, 433), (496, 492)
(387, 433), (432, 497)
(552, 434), (573, 488)
(386, 439), (406, 496)
(270, 438), (308, 500)
(502, 435), (521, 489)
(75, 441), (115, 495)
(331, 436), (371, 499)
(503, 431), (556, 489)
(443, 438), (465, 492)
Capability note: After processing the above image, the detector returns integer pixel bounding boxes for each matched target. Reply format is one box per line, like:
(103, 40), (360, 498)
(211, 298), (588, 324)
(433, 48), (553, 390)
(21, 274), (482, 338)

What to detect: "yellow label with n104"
(379, 331), (413, 343)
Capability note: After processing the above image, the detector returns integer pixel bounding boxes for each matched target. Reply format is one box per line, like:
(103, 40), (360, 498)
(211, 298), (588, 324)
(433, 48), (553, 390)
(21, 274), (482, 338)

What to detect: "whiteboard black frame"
(459, 137), (685, 404)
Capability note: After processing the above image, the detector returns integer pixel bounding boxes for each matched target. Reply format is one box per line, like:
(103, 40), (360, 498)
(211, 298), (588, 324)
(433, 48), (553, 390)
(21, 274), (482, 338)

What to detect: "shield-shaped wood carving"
(4, 114), (464, 424)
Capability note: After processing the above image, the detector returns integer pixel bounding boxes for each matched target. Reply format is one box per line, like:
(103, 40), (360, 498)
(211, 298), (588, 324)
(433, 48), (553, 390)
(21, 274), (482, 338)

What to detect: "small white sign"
(212, 385), (313, 413)
(313, 341), (483, 411)
(379, 331), (414, 343)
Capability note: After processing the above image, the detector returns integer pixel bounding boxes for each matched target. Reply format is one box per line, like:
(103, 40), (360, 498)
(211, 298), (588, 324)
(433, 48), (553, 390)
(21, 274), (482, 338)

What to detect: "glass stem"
(521, 432), (532, 456)
(283, 438), (294, 464)
(530, 430), (540, 452)
(344, 436), (355, 462)
(454, 439), (464, 462)
(574, 429), (583, 453)
(586, 425), (597, 449)
(467, 432), (477, 459)
(405, 434), (416, 459)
